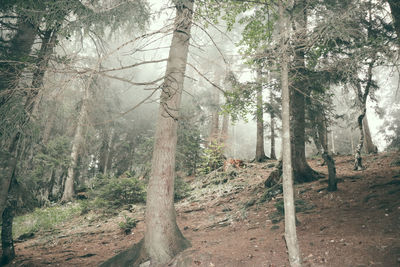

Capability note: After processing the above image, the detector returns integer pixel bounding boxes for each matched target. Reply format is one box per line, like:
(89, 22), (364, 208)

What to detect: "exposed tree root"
(99, 239), (147, 267)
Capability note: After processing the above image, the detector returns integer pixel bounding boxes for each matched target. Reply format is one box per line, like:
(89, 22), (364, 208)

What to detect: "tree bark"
(354, 109), (365, 170)
(209, 89), (220, 144)
(220, 113), (229, 150)
(25, 29), (58, 117)
(0, 150), (16, 217)
(61, 82), (90, 202)
(0, 17), (36, 106)
(1, 202), (16, 265)
(269, 87), (277, 160)
(255, 69), (268, 162)
(280, 2), (302, 266)
(99, 128), (114, 175)
(290, 0), (319, 183)
(362, 115), (377, 154)
(388, 0), (400, 40)
(144, 1), (193, 265)
(354, 55), (375, 170)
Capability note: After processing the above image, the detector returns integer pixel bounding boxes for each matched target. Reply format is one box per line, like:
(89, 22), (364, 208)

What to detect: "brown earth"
(3, 152), (400, 267)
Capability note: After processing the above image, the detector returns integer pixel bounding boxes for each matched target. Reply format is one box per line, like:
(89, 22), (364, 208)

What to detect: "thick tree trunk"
(362, 115), (377, 154)
(290, 0), (318, 183)
(144, 1), (193, 265)
(255, 70), (268, 162)
(280, 2), (302, 266)
(61, 83), (90, 202)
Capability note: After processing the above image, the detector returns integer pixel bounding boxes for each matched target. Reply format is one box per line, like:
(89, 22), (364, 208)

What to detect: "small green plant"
(97, 177), (146, 209)
(118, 216), (138, 234)
(198, 141), (225, 175)
(174, 175), (190, 201)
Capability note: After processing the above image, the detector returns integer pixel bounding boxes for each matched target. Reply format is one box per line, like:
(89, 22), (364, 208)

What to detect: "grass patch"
(10, 203), (82, 239)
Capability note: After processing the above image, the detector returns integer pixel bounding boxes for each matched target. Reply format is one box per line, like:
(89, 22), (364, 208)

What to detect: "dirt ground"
(3, 152), (400, 267)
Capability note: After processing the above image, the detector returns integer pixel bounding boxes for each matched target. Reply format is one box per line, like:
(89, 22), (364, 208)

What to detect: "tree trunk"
(41, 101), (57, 145)
(144, 1), (193, 265)
(317, 114), (337, 191)
(255, 69), (268, 162)
(25, 29), (58, 117)
(220, 113), (229, 151)
(61, 82), (90, 202)
(388, 0), (400, 40)
(280, 2), (302, 266)
(209, 90), (220, 144)
(270, 112), (277, 160)
(0, 150), (16, 217)
(1, 201), (16, 265)
(354, 109), (365, 171)
(290, 0), (318, 183)
(330, 130), (335, 154)
(99, 128), (114, 175)
(0, 17), (36, 106)
(354, 54), (375, 170)
(362, 115), (376, 154)
(1, 151), (19, 265)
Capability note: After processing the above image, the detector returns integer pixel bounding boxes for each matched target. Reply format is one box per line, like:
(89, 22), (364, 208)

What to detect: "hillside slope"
(4, 152), (400, 267)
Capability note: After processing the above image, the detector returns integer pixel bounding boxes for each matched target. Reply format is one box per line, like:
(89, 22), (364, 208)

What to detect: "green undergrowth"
(10, 203), (82, 239)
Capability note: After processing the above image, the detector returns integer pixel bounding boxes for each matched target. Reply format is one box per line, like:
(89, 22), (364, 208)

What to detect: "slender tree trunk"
(25, 29), (58, 117)
(388, 0), (400, 39)
(362, 115), (376, 153)
(0, 151), (16, 216)
(354, 109), (365, 170)
(220, 113), (229, 149)
(144, 1), (193, 265)
(1, 134), (20, 264)
(0, 18), (36, 105)
(61, 83), (90, 202)
(350, 129), (354, 154)
(317, 114), (337, 191)
(99, 128), (114, 175)
(330, 130), (335, 154)
(255, 69), (268, 162)
(354, 55), (375, 170)
(41, 102), (57, 145)
(0, 18), (38, 212)
(210, 89), (220, 144)
(269, 82), (277, 160)
(270, 112), (277, 160)
(1, 199), (16, 265)
(280, 2), (302, 266)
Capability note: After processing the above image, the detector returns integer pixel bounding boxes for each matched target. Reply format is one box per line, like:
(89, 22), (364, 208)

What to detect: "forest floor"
(3, 152), (400, 267)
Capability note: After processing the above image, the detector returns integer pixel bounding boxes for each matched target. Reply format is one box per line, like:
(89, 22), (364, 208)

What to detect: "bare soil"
(3, 152), (400, 267)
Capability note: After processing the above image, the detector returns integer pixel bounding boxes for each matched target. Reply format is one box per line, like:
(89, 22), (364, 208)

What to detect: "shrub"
(97, 177), (146, 209)
(174, 175), (190, 201)
(198, 141), (225, 175)
(118, 216), (138, 234)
